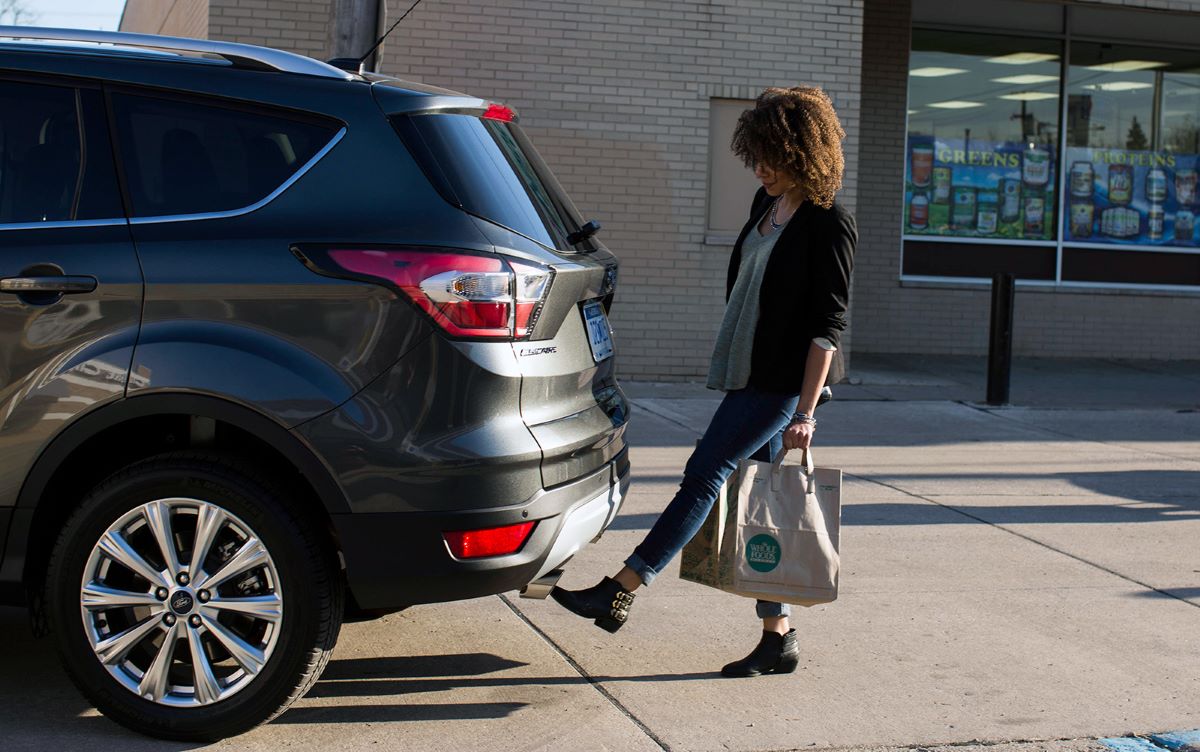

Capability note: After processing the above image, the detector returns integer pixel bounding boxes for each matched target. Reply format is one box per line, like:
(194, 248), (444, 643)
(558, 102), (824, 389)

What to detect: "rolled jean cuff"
(756, 600), (791, 618)
(623, 553), (660, 586)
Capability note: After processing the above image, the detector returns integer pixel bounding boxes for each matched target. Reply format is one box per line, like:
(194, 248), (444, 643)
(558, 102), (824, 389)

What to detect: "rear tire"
(45, 452), (342, 741)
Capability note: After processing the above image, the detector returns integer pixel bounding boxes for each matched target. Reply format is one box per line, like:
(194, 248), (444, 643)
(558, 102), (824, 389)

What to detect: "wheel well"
(22, 413), (342, 618)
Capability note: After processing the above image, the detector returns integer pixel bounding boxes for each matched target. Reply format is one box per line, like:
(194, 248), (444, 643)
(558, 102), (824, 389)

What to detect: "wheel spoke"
(185, 625), (222, 704)
(94, 615), (163, 665)
(195, 537), (267, 590)
(188, 504), (226, 578)
(143, 501), (182, 579)
(81, 582), (163, 611)
(201, 614), (266, 674)
(97, 530), (167, 588)
(203, 593), (282, 623)
(137, 623), (179, 702)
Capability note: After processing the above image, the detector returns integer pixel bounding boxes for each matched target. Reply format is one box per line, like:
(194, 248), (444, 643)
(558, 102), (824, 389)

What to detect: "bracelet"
(792, 412), (817, 427)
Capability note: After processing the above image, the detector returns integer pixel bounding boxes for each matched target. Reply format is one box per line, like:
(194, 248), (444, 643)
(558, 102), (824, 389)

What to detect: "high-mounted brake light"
(482, 103), (516, 122)
(321, 248), (551, 340)
(444, 521), (535, 559)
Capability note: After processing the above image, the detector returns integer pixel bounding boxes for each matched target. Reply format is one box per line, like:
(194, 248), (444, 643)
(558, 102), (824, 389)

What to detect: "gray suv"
(0, 27), (629, 740)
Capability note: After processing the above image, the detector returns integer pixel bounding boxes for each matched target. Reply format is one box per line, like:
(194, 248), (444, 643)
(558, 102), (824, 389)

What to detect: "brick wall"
(119, 0), (209, 38)
(852, 0), (1200, 361)
(376, 0), (865, 381)
(208, 0), (333, 59)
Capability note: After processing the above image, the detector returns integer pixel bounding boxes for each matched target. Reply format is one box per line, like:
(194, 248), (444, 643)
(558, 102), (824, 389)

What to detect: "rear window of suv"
(393, 112), (585, 251)
(110, 92), (339, 219)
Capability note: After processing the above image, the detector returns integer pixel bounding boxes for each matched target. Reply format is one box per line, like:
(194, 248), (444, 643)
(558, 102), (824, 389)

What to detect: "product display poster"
(1063, 147), (1198, 246)
(905, 136), (1057, 241)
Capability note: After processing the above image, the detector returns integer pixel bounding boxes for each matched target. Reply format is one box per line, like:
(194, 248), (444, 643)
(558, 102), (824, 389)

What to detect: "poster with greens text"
(905, 136), (1056, 241)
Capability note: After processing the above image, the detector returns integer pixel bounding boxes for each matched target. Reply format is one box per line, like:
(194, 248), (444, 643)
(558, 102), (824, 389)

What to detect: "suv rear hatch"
(379, 87), (629, 489)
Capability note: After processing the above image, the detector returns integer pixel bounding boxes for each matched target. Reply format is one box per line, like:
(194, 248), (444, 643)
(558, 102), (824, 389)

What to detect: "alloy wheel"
(79, 498), (284, 707)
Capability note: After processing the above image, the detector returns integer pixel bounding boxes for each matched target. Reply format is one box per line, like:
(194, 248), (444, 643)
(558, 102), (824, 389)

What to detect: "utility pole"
(329, 0), (381, 72)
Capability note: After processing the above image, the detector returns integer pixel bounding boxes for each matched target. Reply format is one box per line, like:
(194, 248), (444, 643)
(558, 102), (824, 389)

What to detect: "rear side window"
(0, 80), (121, 224)
(110, 93), (338, 218)
(394, 113), (584, 250)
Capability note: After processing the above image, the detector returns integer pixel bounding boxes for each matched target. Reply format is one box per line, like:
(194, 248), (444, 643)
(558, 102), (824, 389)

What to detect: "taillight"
(319, 248), (552, 340)
(444, 521), (535, 559)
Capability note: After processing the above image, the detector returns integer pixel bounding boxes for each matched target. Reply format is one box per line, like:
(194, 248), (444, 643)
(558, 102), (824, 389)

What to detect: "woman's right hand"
(782, 419), (814, 451)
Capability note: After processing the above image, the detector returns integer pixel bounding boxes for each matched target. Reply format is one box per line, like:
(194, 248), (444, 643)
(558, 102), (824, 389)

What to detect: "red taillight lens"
(324, 249), (551, 339)
(443, 521), (535, 559)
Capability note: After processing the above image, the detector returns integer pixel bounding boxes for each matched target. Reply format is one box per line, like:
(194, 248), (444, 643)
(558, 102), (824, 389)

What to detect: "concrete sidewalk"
(625, 353), (1200, 409)
(1, 357), (1197, 751)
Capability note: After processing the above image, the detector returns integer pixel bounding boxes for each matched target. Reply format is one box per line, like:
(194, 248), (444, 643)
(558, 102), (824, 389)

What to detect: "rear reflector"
(444, 522), (536, 559)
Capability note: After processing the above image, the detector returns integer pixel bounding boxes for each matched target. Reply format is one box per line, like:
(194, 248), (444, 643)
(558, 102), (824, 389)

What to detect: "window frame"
(0, 71), (126, 231)
(102, 83), (346, 225)
(903, 3), (1200, 292)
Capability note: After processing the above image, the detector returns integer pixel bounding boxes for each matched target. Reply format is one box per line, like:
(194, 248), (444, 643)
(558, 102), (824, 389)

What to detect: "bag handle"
(770, 448), (816, 493)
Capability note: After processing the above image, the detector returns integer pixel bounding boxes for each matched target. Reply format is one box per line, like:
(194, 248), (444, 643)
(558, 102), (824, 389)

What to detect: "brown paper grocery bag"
(730, 449), (841, 607)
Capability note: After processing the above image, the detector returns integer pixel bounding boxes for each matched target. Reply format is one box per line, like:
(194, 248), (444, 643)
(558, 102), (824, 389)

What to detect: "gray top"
(707, 209), (786, 391)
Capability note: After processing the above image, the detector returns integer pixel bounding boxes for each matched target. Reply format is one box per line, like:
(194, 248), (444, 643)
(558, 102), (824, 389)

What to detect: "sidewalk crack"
(497, 593), (671, 751)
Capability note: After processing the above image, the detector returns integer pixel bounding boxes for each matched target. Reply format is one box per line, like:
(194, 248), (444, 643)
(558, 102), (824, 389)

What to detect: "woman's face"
(753, 162), (795, 197)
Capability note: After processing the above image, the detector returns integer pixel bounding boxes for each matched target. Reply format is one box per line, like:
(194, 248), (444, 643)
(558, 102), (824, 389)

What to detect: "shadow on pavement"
(0, 609), (202, 750)
(320, 653), (527, 680)
(273, 702), (528, 724)
(610, 469), (1200, 530)
(306, 671), (718, 699)
(1131, 587), (1200, 600)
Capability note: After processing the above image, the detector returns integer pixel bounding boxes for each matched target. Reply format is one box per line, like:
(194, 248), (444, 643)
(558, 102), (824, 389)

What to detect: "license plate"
(583, 301), (613, 363)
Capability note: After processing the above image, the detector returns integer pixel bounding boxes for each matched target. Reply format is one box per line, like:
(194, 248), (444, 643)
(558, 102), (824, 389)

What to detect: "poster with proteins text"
(1062, 147), (1199, 246)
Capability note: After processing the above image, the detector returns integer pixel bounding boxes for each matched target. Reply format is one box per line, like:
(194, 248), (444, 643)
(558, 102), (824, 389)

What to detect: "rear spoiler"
(371, 85), (519, 122)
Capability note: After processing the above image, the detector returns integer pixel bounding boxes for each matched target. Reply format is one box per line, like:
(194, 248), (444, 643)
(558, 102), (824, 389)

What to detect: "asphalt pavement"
(1, 355), (1197, 751)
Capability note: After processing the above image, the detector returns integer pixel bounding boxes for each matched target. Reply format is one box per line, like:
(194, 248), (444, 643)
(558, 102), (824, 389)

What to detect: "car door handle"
(0, 276), (97, 294)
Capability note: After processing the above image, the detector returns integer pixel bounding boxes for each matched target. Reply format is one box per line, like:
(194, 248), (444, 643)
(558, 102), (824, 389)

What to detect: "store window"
(1064, 43), (1200, 250)
(904, 18), (1200, 287)
(905, 32), (1062, 245)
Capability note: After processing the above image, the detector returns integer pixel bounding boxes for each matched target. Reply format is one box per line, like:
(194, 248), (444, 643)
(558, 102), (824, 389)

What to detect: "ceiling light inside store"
(1085, 60), (1168, 72)
(928, 100), (985, 109)
(910, 66), (968, 77)
(992, 74), (1059, 85)
(986, 52), (1059, 65)
(999, 91), (1059, 101)
(1082, 81), (1154, 92)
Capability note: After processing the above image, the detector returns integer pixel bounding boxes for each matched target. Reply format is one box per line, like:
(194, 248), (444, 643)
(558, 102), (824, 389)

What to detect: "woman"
(552, 86), (856, 678)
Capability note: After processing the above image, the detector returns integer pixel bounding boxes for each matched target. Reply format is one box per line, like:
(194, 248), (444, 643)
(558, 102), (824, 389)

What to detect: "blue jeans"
(626, 386), (800, 619)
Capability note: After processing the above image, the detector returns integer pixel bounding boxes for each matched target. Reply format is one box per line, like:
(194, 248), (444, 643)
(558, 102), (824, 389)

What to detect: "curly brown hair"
(730, 86), (847, 209)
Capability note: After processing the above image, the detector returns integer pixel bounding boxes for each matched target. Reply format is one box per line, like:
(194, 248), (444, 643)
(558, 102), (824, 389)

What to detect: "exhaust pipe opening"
(519, 569), (564, 599)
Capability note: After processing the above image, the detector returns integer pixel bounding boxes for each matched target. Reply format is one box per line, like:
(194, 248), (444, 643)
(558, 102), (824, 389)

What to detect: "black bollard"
(987, 273), (1015, 405)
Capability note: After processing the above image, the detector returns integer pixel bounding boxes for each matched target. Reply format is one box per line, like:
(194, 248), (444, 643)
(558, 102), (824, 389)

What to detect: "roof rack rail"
(0, 26), (355, 81)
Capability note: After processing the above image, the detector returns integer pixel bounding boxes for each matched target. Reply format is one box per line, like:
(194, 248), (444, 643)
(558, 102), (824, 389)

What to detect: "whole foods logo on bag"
(746, 534), (782, 573)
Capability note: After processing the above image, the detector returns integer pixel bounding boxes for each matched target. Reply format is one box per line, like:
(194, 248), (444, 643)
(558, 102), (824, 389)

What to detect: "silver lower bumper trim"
(529, 472), (625, 582)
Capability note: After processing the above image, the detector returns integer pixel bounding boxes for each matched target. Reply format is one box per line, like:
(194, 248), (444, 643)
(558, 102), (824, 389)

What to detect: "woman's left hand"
(782, 419), (815, 451)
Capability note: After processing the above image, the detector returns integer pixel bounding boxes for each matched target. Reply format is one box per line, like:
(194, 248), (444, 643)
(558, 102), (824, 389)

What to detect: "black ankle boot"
(720, 629), (800, 677)
(550, 577), (636, 633)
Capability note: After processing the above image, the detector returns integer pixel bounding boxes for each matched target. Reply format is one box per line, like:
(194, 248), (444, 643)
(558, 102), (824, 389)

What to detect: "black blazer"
(725, 187), (856, 394)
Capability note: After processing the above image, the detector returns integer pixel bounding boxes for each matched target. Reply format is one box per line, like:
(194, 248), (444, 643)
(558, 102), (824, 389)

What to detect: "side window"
(0, 81), (83, 224)
(110, 93), (339, 218)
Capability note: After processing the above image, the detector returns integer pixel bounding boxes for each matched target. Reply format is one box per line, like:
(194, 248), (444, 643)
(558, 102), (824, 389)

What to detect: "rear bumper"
(333, 450), (630, 610)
